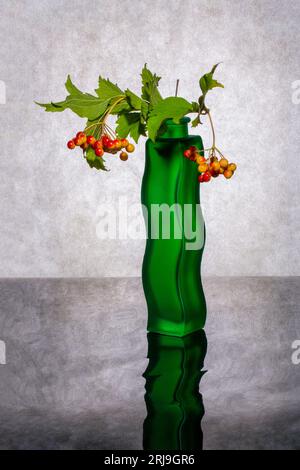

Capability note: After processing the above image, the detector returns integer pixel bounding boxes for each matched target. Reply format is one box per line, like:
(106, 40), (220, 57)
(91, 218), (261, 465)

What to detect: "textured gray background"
(0, 277), (299, 450)
(0, 0), (300, 277)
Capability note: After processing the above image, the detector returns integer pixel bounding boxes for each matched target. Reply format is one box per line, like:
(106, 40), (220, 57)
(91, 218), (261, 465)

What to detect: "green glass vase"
(141, 118), (206, 337)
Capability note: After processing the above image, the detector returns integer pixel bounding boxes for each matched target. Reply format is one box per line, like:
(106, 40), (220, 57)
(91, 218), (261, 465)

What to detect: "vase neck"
(158, 117), (190, 139)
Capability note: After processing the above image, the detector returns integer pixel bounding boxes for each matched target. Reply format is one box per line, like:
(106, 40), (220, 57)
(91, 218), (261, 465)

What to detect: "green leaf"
(116, 112), (145, 143)
(147, 97), (193, 141)
(84, 118), (102, 139)
(191, 101), (200, 113)
(141, 64), (162, 108)
(141, 101), (149, 121)
(36, 75), (110, 120)
(85, 145), (107, 171)
(110, 100), (132, 114)
(95, 77), (123, 100)
(65, 75), (83, 96)
(125, 89), (142, 110)
(199, 63), (224, 95)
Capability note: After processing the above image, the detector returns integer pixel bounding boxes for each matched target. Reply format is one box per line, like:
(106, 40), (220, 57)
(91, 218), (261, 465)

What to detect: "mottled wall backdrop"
(0, 0), (299, 277)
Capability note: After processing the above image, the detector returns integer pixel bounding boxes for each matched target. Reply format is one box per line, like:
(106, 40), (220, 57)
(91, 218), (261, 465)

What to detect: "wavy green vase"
(141, 118), (206, 337)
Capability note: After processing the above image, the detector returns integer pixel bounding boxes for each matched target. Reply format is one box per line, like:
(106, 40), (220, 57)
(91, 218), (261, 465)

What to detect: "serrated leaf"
(116, 112), (145, 143)
(141, 101), (149, 121)
(199, 63), (224, 95)
(131, 121), (146, 143)
(125, 89), (142, 110)
(141, 64), (162, 107)
(147, 97), (193, 141)
(35, 101), (66, 112)
(95, 77), (123, 100)
(65, 75), (83, 96)
(36, 76), (110, 120)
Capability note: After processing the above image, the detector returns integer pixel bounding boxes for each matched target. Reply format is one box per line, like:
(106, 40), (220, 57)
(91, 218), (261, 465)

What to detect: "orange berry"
(80, 142), (89, 150)
(121, 138), (129, 148)
(126, 143), (135, 153)
(223, 169), (233, 179)
(120, 151), (128, 161)
(228, 163), (237, 172)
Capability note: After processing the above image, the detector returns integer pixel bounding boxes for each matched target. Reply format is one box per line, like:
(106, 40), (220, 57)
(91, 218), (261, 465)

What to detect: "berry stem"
(207, 111), (216, 149)
(84, 95), (126, 135)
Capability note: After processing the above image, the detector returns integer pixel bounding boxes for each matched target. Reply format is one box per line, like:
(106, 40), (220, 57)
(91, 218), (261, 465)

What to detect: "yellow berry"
(220, 158), (228, 169)
(228, 163), (237, 172)
(195, 155), (206, 165)
(211, 161), (220, 172)
(198, 163), (208, 173)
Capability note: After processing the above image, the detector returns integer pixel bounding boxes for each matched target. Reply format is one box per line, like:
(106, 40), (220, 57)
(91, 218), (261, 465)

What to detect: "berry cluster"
(183, 146), (237, 183)
(67, 132), (135, 161)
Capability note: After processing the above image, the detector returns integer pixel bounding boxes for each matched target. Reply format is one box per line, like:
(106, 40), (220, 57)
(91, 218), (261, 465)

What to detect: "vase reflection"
(143, 330), (207, 450)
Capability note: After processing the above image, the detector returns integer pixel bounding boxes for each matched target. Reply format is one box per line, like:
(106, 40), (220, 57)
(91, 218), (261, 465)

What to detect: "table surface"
(0, 277), (299, 450)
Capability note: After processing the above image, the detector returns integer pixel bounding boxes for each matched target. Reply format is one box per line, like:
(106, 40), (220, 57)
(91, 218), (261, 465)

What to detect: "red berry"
(102, 135), (110, 147)
(106, 141), (115, 150)
(184, 149), (191, 158)
(95, 147), (104, 157)
(74, 136), (82, 146)
(198, 174), (204, 183)
(76, 131), (86, 139)
(94, 139), (103, 149)
(67, 140), (75, 149)
(203, 171), (211, 182)
(189, 146), (197, 153)
(114, 139), (122, 150)
(87, 135), (96, 146)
